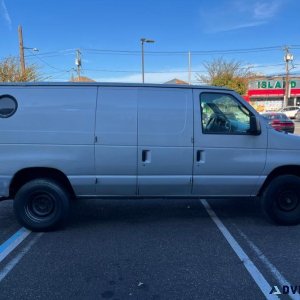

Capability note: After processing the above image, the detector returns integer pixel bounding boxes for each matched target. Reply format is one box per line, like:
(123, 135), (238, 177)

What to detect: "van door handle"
(142, 150), (151, 163)
(196, 150), (201, 162)
(196, 150), (204, 163)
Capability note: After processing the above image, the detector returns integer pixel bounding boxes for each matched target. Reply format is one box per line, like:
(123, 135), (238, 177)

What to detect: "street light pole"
(140, 38), (155, 83)
(188, 51), (192, 85)
(141, 39), (145, 84)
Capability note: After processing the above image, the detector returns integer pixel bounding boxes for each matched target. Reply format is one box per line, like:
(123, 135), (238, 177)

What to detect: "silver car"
(279, 106), (300, 119)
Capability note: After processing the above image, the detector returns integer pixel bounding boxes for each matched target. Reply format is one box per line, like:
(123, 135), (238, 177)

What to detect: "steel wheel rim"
(277, 190), (299, 212)
(25, 192), (56, 222)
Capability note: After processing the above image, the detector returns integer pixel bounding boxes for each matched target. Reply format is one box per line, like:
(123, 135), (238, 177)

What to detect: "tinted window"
(0, 95), (17, 118)
(200, 93), (251, 134)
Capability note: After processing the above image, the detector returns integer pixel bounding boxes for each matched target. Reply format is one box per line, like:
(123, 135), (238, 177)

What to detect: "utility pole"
(18, 25), (25, 77)
(284, 46), (294, 108)
(75, 49), (82, 79)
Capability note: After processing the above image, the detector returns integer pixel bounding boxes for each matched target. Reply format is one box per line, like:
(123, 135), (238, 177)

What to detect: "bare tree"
(0, 56), (40, 82)
(196, 58), (258, 95)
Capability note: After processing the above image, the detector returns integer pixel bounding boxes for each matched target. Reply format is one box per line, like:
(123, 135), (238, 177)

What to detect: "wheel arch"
(9, 167), (75, 199)
(258, 165), (300, 196)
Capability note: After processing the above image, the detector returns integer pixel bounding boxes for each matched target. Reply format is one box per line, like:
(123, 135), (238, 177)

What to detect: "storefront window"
(250, 98), (283, 112)
(288, 98), (295, 106)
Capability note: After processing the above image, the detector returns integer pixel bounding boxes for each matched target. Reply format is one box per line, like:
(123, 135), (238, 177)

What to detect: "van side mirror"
(248, 115), (261, 135)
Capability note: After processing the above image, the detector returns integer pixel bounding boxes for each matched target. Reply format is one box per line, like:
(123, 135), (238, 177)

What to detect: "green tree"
(196, 58), (257, 95)
(0, 56), (40, 82)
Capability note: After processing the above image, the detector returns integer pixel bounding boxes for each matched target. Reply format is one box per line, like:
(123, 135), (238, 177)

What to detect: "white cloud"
(253, 1), (281, 19)
(0, 0), (12, 29)
(201, 0), (282, 33)
(207, 21), (266, 33)
(251, 63), (286, 76)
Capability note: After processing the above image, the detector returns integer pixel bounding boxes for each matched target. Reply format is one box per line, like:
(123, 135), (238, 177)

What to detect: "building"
(164, 78), (188, 85)
(245, 77), (300, 112)
(70, 76), (95, 82)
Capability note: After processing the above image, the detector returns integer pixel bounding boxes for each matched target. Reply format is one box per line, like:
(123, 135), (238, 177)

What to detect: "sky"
(0, 0), (300, 83)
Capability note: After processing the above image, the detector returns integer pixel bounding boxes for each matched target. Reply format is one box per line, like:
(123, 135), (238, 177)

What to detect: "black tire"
(13, 179), (70, 231)
(262, 175), (300, 225)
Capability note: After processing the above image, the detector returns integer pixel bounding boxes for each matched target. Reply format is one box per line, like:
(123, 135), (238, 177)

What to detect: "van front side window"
(200, 93), (251, 134)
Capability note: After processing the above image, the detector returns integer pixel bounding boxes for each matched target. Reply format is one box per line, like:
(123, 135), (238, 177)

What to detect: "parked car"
(279, 106), (300, 119)
(262, 112), (295, 133)
(295, 110), (300, 120)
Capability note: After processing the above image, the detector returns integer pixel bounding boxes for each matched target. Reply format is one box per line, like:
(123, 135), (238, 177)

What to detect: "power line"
(2, 44), (299, 63)
(28, 51), (71, 73)
(20, 44), (300, 59)
(11, 44), (299, 81)
(24, 49), (76, 58)
(82, 45), (300, 55)
(23, 62), (289, 79)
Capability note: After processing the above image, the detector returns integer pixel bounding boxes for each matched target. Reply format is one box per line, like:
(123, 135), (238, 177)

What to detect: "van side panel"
(137, 88), (193, 195)
(95, 87), (138, 195)
(0, 87), (97, 196)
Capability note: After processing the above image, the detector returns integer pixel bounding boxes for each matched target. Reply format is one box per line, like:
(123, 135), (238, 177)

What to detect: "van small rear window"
(0, 95), (18, 118)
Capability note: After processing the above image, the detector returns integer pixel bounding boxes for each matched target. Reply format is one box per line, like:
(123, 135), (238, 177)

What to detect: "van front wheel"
(14, 179), (70, 231)
(262, 175), (300, 225)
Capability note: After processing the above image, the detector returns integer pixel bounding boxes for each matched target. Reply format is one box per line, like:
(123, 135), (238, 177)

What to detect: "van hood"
(268, 127), (300, 150)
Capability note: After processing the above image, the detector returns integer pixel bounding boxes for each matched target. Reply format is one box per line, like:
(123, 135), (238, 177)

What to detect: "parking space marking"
(200, 199), (278, 300)
(0, 227), (31, 263)
(235, 226), (300, 300)
(0, 233), (42, 283)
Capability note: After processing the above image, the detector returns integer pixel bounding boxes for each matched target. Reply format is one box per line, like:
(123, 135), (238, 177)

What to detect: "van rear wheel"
(262, 175), (300, 225)
(14, 179), (70, 231)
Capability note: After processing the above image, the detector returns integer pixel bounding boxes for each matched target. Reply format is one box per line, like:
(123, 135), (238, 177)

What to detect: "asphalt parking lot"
(1, 196), (300, 300)
(1, 124), (300, 300)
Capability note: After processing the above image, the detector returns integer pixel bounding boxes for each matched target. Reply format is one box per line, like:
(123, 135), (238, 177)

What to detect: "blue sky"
(0, 0), (300, 83)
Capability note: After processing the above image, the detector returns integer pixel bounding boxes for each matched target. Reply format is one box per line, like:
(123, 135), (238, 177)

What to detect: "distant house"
(70, 76), (95, 82)
(164, 78), (188, 85)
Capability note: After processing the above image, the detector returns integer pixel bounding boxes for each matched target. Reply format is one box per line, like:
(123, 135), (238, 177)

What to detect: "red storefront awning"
(248, 88), (300, 97)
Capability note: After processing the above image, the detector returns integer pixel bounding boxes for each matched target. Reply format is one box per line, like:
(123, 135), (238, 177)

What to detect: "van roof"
(0, 82), (233, 91)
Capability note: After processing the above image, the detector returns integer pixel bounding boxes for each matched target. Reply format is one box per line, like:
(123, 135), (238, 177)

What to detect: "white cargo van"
(0, 82), (300, 231)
